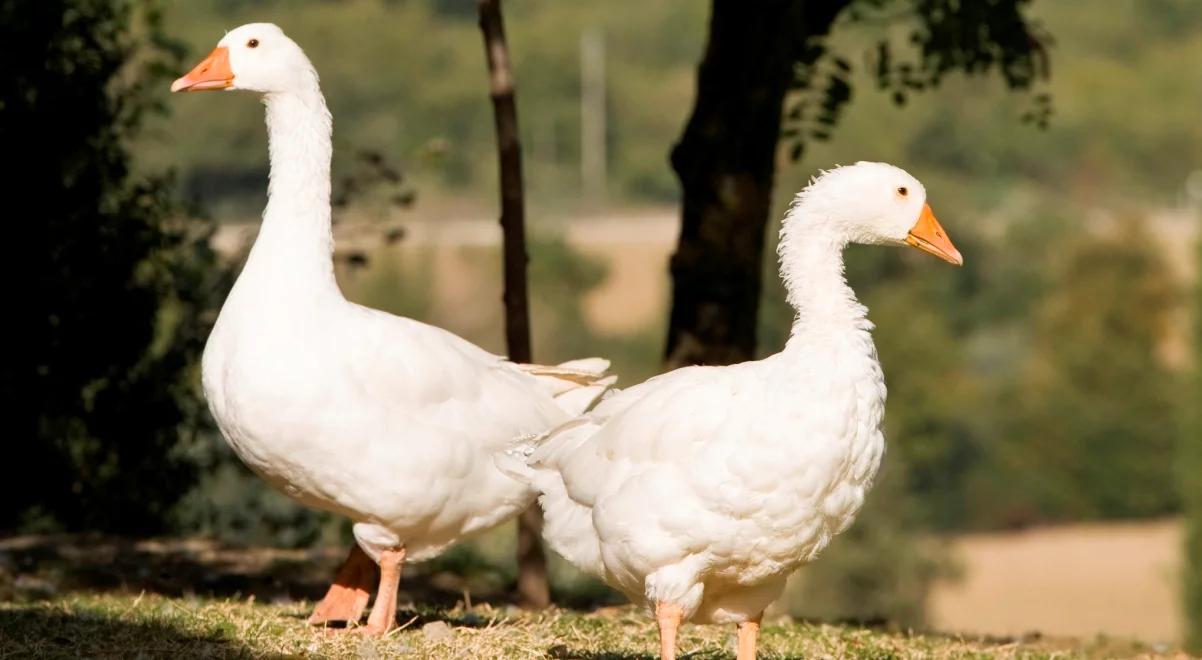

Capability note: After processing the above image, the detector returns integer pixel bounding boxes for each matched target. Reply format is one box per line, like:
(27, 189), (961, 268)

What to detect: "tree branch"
(476, 0), (549, 610)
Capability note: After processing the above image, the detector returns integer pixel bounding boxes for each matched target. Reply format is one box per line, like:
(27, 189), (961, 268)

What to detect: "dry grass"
(0, 593), (1154, 660)
(0, 534), (1175, 659)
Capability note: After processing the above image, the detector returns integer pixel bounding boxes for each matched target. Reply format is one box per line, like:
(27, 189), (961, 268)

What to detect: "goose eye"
(247, 38), (260, 48)
(897, 186), (908, 197)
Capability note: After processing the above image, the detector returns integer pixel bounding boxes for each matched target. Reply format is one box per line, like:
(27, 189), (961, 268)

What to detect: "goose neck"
(777, 204), (871, 349)
(240, 85), (338, 297)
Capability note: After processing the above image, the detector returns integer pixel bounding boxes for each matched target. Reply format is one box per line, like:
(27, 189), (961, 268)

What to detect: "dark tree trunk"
(665, 0), (849, 368)
(476, 0), (550, 610)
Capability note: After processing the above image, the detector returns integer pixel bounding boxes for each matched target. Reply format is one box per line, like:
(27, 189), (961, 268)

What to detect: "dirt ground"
(928, 518), (1180, 646)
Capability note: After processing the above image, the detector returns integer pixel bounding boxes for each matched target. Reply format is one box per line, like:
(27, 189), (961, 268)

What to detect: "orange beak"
(905, 204), (963, 266)
(171, 47), (234, 92)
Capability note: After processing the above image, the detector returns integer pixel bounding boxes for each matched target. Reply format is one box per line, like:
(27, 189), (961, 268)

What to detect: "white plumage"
(507, 161), (962, 658)
(174, 23), (613, 634)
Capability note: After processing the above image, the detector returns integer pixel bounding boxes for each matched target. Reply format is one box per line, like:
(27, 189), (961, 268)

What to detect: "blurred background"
(7, 0), (1202, 652)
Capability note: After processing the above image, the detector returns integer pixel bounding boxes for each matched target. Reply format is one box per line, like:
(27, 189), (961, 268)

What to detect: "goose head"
(791, 161), (963, 265)
(171, 23), (316, 95)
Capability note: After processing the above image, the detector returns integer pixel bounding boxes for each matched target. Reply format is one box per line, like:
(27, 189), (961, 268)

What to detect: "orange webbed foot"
(308, 545), (378, 627)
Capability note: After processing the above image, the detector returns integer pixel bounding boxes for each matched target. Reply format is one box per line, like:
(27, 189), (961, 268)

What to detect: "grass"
(0, 535), (1167, 659)
(0, 593), (1137, 659)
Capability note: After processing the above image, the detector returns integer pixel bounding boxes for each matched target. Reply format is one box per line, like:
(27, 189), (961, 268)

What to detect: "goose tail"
(519, 358), (617, 417)
(495, 418), (606, 577)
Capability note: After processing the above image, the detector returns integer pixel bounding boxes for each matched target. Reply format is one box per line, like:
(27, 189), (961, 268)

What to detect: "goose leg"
(655, 602), (683, 660)
(357, 547), (406, 636)
(308, 545), (377, 626)
(736, 614), (762, 660)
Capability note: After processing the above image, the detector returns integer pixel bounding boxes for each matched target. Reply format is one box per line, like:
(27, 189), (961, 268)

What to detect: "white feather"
(198, 24), (614, 564)
(520, 161), (933, 624)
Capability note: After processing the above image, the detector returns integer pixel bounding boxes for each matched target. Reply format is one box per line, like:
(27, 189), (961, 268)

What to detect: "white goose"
(505, 162), (961, 659)
(171, 23), (613, 635)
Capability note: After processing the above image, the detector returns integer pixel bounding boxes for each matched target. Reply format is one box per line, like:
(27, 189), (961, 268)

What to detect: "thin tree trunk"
(476, 0), (550, 610)
(665, 0), (848, 369)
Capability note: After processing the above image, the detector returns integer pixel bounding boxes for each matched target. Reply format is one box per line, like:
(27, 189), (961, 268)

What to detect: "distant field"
(929, 519), (1181, 646)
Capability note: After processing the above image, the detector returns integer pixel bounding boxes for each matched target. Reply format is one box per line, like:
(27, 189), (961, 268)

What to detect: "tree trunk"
(665, 0), (848, 368)
(476, 0), (550, 610)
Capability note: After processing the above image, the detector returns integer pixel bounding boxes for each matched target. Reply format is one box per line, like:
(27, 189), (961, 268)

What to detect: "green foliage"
(783, 0), (1051, 163)
(1, 0), (223, 532)
(994, 219), (1181, 522)
(141, 0), (708, 210)
(842, 215), (1177, 531)
(785, 1), (1202, 213)
(142, 0), (1202, 217)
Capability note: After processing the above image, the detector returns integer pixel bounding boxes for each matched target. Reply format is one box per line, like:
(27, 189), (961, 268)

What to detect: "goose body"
(508, 162), (962, 658)
(525, 323), (885, 623)
(174, 23), (612, 632)
(203, 294), (575, 561)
